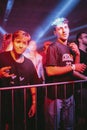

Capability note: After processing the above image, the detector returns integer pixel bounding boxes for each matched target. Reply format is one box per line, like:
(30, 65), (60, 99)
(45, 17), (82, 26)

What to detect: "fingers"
(28, 110), (34, 118)
(69, 43), (80, 55)
(1, 66), (11, 73)
(0, 66), (15, 78)
(28, 105), (36, 118)
(75, 63), (87, 73)
(81, 64), (87, 73)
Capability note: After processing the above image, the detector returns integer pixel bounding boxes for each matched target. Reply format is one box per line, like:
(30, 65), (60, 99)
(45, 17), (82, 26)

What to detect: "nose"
(19, 42), (23, 48)
(62, 28), (66, 33)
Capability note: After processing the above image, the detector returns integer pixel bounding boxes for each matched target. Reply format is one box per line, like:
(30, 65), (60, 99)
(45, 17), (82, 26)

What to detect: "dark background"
(0, 0), (87, 49)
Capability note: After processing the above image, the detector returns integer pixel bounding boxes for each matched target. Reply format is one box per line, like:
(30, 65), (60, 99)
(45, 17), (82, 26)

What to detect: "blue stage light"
(32, 0), (80, 43)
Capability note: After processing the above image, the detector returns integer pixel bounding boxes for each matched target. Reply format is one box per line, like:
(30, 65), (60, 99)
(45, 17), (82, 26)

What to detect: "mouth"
(63, 34), (68, 38)
(63, 33), (67, 36)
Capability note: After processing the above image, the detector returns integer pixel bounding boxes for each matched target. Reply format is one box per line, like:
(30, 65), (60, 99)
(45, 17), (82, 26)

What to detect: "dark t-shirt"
(46, 41), (76, 99)
(0, 51), (39, 129)
(0, 51), (39, 87)
(80, 49), (87, 76)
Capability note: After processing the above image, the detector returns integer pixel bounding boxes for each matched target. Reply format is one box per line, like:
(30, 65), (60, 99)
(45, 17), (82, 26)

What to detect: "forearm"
(46, 66), (73, 76)
(0, 71), (2, 78)
(0, 68), (3, 78)
(73, 71), (87, 80)
(30, 87), (37, 104)
(74, 53), (80, 63)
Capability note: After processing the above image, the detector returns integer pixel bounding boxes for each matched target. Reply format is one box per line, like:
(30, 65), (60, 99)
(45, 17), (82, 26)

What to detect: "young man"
(76, 32), (87, 128)
(45, 18), (86, 130)
(0, 30), (39, 130)
(76, 32), (87, 76)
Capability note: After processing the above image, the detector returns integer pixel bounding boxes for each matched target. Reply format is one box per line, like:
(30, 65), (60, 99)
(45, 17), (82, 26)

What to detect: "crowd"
(0, 18), (87, 130)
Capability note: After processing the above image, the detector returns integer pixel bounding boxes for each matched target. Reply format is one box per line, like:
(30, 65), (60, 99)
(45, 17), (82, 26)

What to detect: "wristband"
(71, 64), (75, 71)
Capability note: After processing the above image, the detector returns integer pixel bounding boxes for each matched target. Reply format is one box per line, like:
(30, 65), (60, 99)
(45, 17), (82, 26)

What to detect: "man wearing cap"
(0, 30), (39, 130)
(45, 18), (86, 130)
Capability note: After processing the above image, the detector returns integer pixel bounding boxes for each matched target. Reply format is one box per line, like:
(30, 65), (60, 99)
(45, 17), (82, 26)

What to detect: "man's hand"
(69, 42), (80, 55)
(28, 103), (36, 118)
(75, 63), (87, 73)
(0, 66), (15, 78)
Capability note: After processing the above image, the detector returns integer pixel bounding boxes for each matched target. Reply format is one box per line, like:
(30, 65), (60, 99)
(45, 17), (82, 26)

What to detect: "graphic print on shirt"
(62, 53), (73, 66)
(10, 75), (25, 85)
(10, 75), (17, 85)
(19, 76), (24, 81)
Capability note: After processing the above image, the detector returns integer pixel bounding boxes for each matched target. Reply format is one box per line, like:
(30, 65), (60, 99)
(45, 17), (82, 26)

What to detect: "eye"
(57, 27), (62, 31)
(17, 40), (21, 43)
(64, 25), (68, 29)
(23, 41), (28, 45)
(15, 40), (21, 43)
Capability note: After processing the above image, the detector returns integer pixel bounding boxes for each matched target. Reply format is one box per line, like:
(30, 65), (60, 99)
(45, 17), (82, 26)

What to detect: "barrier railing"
(0, 79), (87, 130)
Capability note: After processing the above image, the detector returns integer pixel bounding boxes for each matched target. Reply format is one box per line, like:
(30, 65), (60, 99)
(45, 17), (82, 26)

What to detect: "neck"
(79, 43), (87, 53)
(10, 51), (24, 63)
(58, 39), (67, 45)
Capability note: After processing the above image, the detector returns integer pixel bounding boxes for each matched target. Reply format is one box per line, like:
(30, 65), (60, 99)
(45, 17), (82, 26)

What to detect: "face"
(54, 23), (70, 42)
(28, 40), (37, 51)
(81, 33), (87, 45)
(13, 38), (28, 55)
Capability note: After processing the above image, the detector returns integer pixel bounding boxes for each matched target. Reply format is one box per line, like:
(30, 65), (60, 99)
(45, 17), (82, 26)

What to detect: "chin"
(61, 38), (67, 42)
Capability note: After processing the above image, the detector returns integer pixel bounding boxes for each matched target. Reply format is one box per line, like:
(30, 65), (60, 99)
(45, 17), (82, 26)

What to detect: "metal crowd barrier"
(0, 79), (87, 130)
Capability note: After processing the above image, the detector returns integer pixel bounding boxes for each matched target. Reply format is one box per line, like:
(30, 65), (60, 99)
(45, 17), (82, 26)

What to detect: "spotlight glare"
(0, 26), (7, 35)
(71, 24), (87, 32)
(3, 0), (14, 23)
(33, 0), (80, 42)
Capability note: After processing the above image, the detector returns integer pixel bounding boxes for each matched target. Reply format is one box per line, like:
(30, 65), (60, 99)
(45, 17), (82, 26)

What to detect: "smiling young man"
(0, 30), (39, 130)
(45, 18), (86, 130)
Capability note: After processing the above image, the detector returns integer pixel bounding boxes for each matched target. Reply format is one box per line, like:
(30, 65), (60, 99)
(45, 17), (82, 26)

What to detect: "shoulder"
(47, 42), (58, 52)
(24, 56), (36, 69)
(0, 51), (10, 57)
(24, 56), (33, 63)
(49, 41), (58, 48)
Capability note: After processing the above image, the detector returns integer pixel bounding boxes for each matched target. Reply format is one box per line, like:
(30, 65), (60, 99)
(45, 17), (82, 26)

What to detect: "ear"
(54, 30), (57, 36)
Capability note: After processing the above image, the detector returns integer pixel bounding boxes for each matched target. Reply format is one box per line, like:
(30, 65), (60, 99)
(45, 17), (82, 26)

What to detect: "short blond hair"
(12, 30), (31, 44)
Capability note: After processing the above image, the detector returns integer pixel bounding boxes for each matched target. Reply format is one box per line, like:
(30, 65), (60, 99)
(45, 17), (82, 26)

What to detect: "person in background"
(24, 40), (45, 130)
(76, 32), (87, 75)
(1, 33), (13, 52)
(0, 30), (39, 130)
(40, 41), (52, 68)
(45, 17), (86, 130)
(75, 32), (87, 129)
(40, 40), (52, 84)
(24, 40), (45, 83)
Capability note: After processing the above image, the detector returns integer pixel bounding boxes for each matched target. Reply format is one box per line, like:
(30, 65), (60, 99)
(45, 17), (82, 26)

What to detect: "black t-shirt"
(80, 49), (87, 76)
(46, 41), (75, 99)
(0, 51), (39, 87)
(0, 51), (39, 126)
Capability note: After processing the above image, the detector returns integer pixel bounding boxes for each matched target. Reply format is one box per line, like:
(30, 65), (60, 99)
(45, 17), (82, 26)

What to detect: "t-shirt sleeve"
(46, 44), (58, 66)
(30, 64), (40, 85)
